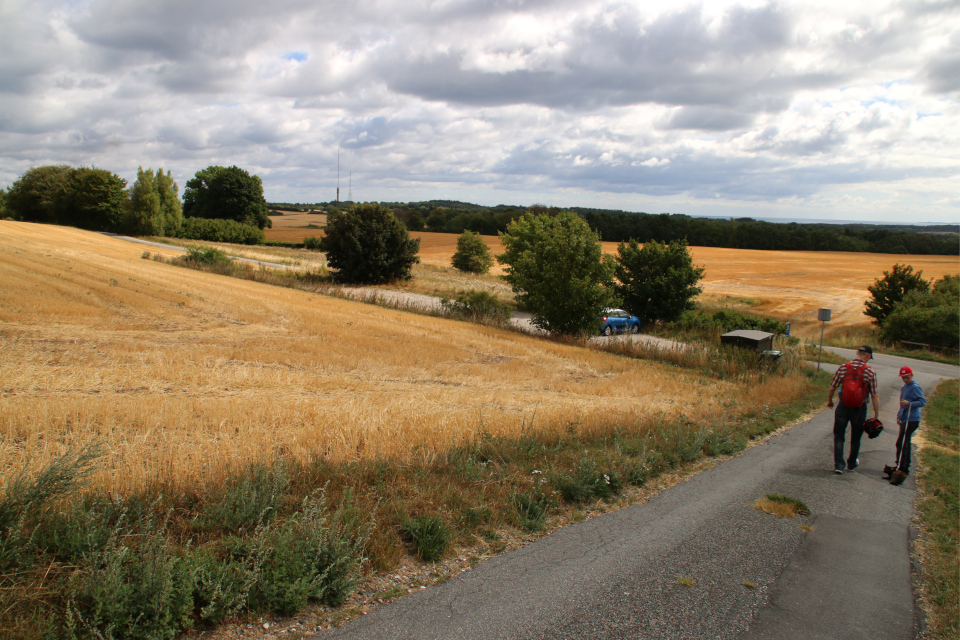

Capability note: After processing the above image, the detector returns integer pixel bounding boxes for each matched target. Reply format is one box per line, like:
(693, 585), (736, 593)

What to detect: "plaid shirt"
(831, 360), (877, 404)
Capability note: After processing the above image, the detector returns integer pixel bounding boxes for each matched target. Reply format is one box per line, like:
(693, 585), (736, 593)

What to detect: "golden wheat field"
(409, 232), (958, 342)
(1, 220), (807, 494)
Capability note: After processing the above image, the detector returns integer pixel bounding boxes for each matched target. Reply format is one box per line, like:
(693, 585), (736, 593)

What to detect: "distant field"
(257, 224), (958, 342)
(412, 232), (958, 343)
(0, 221), (809, 494)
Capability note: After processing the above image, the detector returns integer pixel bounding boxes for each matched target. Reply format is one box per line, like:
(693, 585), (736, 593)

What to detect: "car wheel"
(631, 323), (640, 334)
(603, 325), (613, 336)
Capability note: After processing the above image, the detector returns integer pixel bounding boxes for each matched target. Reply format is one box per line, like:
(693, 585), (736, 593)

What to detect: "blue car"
(598, 308), (641, 336)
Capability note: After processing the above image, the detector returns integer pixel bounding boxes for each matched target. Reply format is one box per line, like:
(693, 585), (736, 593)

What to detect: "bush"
(497, 211), (616, 335)
(199, 461), (289, 533)
(177, 217), (265, 244)
(179, 246), (232, 267)
(321, 203), (420, 284)
(64, 530), (194, 640)
(440, 290), (511, 325)
(189, 547), (256, 624)
(303, 236), (323, 250)
(400, 515), (449, 562)
(451, 230), (493, 274)
(510, 490), (555, 531)
(245, 493), (364, 614)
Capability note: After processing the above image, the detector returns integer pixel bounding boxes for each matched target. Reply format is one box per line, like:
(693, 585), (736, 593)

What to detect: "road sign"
(818, 308), (832, 322)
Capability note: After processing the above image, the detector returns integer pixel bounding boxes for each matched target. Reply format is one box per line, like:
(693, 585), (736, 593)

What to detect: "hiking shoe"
(847, 459), (859, 471)
(834, 468), (844, 474)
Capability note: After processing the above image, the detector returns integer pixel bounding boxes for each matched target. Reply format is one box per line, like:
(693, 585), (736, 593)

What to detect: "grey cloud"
(380, 3), (815, 124)
(662, 106), (756, 131)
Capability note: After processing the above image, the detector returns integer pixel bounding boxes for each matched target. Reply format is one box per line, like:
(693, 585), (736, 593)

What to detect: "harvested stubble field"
(0, 220), (810, 494)
(408, 232), (958, 342)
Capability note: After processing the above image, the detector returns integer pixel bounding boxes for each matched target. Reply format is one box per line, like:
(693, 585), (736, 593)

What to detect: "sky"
(1, 0), (958, 224)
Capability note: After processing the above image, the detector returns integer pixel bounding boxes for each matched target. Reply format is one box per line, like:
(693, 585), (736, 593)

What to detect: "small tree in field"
(865, 264), (929, 326)
(497, 211), (615, 336)
(614, 239), (705, 324)
(451, 230), (493, 274)
(321, 203), (420, 283)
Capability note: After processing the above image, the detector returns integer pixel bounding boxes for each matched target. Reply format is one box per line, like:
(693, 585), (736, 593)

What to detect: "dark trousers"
(894, 421), (920, 474)
(834, 403), (867, 470)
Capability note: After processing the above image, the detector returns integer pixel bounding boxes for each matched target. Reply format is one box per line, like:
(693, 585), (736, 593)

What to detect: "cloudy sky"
(1, 0), (958, 223)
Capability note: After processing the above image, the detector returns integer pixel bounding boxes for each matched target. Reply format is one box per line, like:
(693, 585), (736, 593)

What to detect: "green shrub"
(179, 246), (232, 267)
(199, 461), (289, 533)
(65, 532), (194, 640)
(550, 459), (622, 504)
(177, 217), (265, 244)
(245, 493), (364, 614)
(34, 498), (115, 565)
(303, 236), (323, 251)
(188, 547), (256, 624)
(401, 515), (449, 562)
(440, 290), (512, 325)
(510, 490), (555, 531)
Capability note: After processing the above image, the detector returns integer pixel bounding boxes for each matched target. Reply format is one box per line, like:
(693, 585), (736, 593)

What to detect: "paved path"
(313, 354), (957, 640)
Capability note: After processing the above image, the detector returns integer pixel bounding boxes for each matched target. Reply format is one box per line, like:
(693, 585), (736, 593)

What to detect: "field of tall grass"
(0, 220), (811, 494)
(0, 220), (835, 638)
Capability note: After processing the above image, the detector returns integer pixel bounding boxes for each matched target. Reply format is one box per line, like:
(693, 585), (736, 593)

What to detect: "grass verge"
(914, 378), (959, 640)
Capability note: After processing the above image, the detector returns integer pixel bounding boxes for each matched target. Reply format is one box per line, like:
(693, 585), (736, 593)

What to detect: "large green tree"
(497, 211), (615, 335)
(879, 275), (959, 350)
(59, 167), (128, 231)
(182, 165), (270, 229)
(451, 230), (493, 274)
(613, 238), (705, 324)
(321, 202), (420, 283)
(126, 167), (182, 236)
(864, 263), (930, 326)
(5, 165), (74, 223)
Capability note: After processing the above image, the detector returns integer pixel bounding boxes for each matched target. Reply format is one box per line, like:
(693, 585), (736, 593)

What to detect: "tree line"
(2, 164), (271, 244)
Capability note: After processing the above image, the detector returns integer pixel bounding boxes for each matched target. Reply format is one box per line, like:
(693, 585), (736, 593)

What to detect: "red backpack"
(840, 363), (868, 408)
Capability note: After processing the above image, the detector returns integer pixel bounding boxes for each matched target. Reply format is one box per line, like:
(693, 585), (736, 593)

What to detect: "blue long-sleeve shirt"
(897, 380), (926, 423)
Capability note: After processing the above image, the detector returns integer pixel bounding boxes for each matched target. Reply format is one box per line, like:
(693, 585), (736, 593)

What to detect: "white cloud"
(0, 0), (958, 223)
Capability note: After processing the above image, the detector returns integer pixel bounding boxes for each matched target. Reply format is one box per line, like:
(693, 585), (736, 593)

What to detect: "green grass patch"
(915, 378), (959, 640)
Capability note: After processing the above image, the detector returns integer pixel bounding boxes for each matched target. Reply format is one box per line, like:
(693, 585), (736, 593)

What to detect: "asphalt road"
(313, 351), (957, 640)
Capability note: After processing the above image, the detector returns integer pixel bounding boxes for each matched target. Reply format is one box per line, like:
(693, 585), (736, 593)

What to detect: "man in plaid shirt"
(826, 345), (881, 474)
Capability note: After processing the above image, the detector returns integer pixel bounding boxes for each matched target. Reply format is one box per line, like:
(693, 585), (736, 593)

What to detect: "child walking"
(886, 366), (926, 486)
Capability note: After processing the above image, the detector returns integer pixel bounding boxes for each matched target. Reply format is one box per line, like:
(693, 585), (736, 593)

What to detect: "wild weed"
(401, 515), (449, 562)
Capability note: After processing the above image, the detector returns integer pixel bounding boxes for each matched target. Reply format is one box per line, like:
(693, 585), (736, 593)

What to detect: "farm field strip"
(1, 220), (801, 494)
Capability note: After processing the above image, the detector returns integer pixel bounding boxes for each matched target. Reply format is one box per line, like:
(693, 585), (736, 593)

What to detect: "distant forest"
(267, 200), (960, 256)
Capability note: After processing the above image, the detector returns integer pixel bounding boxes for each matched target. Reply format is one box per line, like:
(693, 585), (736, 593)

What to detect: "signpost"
(817, 308), (832, 371)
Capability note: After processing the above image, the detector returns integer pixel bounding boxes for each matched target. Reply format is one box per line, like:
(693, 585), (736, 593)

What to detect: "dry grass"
(0, 220), (803, 495)
(751, 493), (811, 518)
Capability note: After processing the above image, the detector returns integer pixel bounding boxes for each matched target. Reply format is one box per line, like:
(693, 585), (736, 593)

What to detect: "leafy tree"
(59, 167), (128, 231)
(182, 165), (270, 229)
(5, 165), (74, 223)
(406, 212), (425, 231)
(451, 230), (493, 274)
(864, 264), (930, 326)
(126, 168), (182, 236)
(613, 239), (705, 324)
(321, 203), (420, 283)
(879, 275), (959, 350)
(497, 211), (615, 335)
